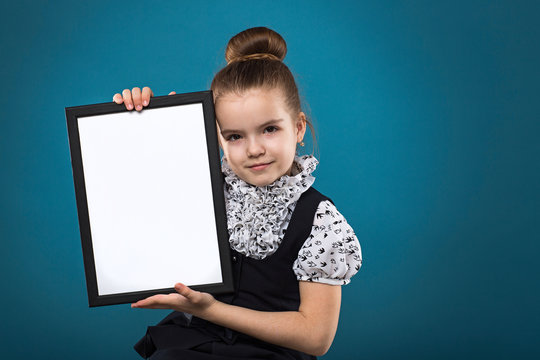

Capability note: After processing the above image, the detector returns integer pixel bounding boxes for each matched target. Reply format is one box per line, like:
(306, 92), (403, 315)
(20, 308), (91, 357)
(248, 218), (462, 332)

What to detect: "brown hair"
(211, 27), (315, 151)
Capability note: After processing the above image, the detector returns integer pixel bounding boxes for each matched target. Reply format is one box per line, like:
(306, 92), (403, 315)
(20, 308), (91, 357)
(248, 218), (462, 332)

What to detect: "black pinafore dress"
(134, 187), (332, 360)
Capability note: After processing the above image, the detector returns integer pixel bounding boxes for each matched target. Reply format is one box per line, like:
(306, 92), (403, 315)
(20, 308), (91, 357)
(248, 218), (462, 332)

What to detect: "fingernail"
(143, 100), (148, 106)
(127, 104), (133, 110)
(136, 105), (142, 111)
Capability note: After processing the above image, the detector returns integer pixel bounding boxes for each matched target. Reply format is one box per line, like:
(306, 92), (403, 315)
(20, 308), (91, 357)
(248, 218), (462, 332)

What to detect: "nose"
(246, 137), (265, 158)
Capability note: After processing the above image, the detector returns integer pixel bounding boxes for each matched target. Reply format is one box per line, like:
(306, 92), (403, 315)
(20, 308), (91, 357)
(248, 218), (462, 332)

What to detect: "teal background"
(1, 0), (538, 359)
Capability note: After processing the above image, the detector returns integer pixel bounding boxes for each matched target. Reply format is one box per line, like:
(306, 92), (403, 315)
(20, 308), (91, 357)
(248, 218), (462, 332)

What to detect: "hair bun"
(225, 27), (287, 64)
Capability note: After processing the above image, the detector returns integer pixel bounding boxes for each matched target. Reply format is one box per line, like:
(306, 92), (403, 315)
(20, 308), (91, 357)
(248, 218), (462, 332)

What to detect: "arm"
(204, 281), (341, 356)
(132, 281), (341, 356)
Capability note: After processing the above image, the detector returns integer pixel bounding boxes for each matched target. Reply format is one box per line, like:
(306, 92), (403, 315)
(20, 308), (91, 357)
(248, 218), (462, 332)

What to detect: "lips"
(248, 162), (272, 171)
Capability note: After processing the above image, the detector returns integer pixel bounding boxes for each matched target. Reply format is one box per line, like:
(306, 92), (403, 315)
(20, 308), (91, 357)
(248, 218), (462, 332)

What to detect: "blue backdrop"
(1, 1), (538, 359)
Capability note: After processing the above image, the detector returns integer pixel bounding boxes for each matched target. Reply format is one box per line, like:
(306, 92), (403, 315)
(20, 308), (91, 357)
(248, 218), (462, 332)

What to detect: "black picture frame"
(66, 91), (233, 307)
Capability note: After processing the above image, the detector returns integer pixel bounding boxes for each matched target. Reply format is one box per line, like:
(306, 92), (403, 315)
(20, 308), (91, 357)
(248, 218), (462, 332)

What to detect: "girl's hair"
(211, 27), (316, 150)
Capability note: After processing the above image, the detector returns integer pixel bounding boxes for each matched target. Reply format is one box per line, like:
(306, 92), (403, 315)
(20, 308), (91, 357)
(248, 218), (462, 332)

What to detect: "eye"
(264, 126), (278, 134)
(226, 134), (241, 142)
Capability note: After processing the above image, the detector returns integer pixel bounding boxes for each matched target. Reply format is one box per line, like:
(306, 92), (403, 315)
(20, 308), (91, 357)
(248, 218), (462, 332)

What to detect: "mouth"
(248, 162), (272, 171)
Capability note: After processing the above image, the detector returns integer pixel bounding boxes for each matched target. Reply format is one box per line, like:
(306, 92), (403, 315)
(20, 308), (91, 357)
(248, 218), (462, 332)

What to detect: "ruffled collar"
(222, 155), (318, 259)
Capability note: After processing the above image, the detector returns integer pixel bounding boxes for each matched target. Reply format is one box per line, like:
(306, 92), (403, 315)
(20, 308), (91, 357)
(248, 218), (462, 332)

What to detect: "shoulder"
(293, 199), (362, 285)
(313, 200), (341, 224)
(312, 200), (355, 237)
(298, 186), (333, 209)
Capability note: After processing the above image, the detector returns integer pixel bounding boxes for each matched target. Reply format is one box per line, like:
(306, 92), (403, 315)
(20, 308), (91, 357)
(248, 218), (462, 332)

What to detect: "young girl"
(113, 27), (362, 360)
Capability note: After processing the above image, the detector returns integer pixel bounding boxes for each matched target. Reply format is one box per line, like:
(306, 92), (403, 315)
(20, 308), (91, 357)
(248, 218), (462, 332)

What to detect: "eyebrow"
(220, 118), (284, 137)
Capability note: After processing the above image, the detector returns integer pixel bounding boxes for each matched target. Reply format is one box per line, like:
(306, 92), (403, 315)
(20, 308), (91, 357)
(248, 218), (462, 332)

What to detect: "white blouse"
(293, 200), (361, 285)
(222, 155), (362, 285)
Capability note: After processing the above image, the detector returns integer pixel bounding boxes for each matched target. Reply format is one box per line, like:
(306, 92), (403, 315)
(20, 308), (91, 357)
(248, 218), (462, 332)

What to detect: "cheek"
(268, 135), (297, 159)
(280, 131), (299, 149)
(222, 143), (243, 163)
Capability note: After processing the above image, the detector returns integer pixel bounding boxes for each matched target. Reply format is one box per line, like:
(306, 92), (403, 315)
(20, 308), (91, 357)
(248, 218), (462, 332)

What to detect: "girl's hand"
(131, 283), (216, 317)
(112, 87), (176, 111)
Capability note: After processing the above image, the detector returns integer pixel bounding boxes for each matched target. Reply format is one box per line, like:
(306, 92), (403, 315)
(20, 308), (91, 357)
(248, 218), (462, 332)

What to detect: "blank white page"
(77, 103), (222, 295)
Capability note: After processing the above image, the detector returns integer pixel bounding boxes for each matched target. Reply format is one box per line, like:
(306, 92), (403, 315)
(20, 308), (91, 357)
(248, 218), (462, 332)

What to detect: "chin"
(246, 177), (274, 187)
(238, 167), (282, 187)
(240, 172), (280, 186)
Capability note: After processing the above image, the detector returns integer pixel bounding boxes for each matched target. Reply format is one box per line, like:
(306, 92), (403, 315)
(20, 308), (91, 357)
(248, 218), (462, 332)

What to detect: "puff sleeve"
(293, 200), (362, 285)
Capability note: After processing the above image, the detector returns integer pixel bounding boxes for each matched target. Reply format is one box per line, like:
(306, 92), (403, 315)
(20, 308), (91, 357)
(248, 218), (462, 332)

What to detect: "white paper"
(77, 104), (223, 295)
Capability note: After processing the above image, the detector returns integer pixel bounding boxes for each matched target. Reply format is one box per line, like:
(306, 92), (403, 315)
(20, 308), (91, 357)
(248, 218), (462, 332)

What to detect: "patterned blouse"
(222, 155), (362, 285)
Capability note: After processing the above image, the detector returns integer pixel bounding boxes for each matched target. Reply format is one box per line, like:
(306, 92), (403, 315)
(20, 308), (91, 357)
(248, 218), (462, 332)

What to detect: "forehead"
(215, 88), (292, 128)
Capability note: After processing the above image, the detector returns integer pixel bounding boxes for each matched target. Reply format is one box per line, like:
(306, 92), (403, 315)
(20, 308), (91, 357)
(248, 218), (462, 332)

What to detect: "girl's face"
(215, 88), (306, 187)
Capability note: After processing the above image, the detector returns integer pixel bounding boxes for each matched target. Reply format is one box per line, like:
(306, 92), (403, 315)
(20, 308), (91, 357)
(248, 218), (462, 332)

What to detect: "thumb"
(174, 283), (193, 299)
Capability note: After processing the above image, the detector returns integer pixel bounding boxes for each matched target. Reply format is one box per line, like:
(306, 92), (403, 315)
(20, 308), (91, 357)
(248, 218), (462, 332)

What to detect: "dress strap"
(283, 186), (333, 256)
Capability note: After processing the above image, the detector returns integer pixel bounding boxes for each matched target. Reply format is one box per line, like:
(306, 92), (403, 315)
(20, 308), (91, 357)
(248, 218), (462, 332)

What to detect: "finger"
(132, 294), (177, 309)
(131, 295), (160, 308)
(122, 89), (134, 110)
(174, 283), (194, 300)
(174, 283), (204, 305)
(113, 93), (123, 104)
(142, 87), (153, 107)
(168, 91), (176, 95)
(132, 87), (143, 111)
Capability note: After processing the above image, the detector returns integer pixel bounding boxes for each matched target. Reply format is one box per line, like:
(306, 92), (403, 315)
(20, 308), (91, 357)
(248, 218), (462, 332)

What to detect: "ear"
(296, 112), (307, 143)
